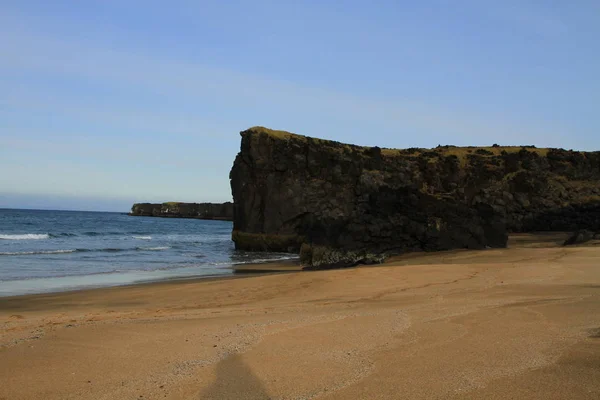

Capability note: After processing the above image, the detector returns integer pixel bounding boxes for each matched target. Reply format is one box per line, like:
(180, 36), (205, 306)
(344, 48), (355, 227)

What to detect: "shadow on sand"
(200, 353), (271, 399)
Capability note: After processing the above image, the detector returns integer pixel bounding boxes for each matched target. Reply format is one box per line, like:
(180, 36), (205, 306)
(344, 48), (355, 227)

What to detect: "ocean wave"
(0, 246), (176, 256)
(72, 248), (125, 253)
(136, 246), (171, 251)
(0, 249), (77, 256)
(0, 268), (127, 281)
(0, 248), (121, 256)
(100, 248), (127, 252)
(246, 256), (299, 263)
(83, 231), (127, 236)
(230, 256), (299, 265)
(46, 232), (156, 238)
(208, 255), (300, 266)
(0, 264), (220, 282)
(83, 231), (129, 236)
(0, 233), (49, 240)
(49, 233), (77, 238)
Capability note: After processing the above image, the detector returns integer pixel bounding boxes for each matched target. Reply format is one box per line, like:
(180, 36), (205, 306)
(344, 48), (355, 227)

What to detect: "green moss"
(382, 145), (550, 159)
(245, 126), (357, 153)
(232, 230), (303, 252)
(246, 126), (303, 140)
(444, 146), (549, 158)
(380, 148), (403, 156)
(247, 127), (564, 165)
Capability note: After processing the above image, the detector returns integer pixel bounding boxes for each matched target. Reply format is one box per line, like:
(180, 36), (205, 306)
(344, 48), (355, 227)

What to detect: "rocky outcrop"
(129, 202), (233, 221)
(230, 127), (600, 268)
(563, 230), (598, 246)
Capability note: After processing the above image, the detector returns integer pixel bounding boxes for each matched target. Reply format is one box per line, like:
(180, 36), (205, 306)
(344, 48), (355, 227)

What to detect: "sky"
(1, 1), (599, 211)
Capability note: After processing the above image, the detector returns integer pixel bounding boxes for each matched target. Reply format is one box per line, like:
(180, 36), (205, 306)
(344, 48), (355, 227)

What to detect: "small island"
(129, 202), (233, 221)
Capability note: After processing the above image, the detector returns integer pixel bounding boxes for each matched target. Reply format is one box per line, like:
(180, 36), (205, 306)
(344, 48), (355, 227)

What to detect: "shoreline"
(0, 258), (302, 299)
(0, 271), (247, 302)
(1, 239), (599, 399)
(0, 232), (579, 303)
(0, 232), (577, 299)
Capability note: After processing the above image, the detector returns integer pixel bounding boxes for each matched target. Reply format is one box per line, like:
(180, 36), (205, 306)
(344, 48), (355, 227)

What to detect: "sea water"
(0, 209), (296, 296)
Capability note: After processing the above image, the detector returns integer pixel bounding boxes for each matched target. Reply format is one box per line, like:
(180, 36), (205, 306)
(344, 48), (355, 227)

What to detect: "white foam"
(210, 255), (300, 266)
(0, 249), (77, 256)
(139, 246), (170, 251)
(132, 236), (152, 240)
(0, 234), (50, 240)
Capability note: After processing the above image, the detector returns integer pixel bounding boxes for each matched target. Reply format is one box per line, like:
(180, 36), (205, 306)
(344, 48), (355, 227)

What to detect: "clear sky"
(1, 1), (599, 211)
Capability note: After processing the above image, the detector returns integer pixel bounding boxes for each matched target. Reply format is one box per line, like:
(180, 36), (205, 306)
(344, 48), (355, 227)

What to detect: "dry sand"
(1, 233), (599, 399)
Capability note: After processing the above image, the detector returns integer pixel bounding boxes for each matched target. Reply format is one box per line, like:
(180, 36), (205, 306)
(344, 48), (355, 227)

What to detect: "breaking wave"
(0, 249), (77, 256)
(1, 248), (130, 256)
(0, 234), (50, 240)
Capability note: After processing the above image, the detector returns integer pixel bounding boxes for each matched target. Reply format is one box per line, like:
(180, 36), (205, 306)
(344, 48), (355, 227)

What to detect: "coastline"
(0, 258), (301, 298)
(2, 235), (599, 399)
(0, 232), (577, 299)
(0, 232), (569, 299)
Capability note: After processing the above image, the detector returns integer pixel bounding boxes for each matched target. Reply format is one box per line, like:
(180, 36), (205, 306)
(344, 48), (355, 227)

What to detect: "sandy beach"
(1, 234), (599, 399)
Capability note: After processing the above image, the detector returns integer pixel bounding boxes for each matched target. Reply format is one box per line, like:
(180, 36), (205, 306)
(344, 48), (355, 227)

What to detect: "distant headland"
(129, 202), (233, 221)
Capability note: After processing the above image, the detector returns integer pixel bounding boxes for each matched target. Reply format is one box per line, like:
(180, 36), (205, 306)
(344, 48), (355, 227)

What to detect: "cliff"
(129, 202), (233, 221)
(230, 127), (600, 268)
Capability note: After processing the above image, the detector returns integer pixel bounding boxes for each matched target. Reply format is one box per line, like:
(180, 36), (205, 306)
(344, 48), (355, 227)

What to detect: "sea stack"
(230, 127), (600, 268)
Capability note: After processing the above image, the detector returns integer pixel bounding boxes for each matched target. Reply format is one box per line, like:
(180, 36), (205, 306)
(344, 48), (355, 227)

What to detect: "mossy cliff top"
(243, 126), (562, 159)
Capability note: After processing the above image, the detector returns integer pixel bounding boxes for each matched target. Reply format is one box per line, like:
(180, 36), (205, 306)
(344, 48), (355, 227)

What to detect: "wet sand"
(1, 234), (599, 399)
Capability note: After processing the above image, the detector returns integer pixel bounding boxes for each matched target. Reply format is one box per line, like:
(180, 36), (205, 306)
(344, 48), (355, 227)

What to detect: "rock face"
(129, 202), (233, 221)
(230, 127), (600, 268)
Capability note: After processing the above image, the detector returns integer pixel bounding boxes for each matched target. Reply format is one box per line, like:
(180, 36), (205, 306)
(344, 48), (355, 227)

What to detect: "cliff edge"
(230, 127), (600, 268)
(130, 202), (233, 221)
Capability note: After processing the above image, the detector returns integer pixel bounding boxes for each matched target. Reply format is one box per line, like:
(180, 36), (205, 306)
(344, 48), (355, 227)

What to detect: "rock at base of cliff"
(563, 230), (596, 246)
(231, 231), (303, 252)
(299, 244), (387, 269)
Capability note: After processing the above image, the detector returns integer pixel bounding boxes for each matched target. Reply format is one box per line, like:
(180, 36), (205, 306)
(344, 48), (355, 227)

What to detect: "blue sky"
(1, 1), (599, 211)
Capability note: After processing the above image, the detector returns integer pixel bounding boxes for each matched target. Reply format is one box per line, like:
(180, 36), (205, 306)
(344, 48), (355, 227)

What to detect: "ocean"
(0, 209), (296, 297)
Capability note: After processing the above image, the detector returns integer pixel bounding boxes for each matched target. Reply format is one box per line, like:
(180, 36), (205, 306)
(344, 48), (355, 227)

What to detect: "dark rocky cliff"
(129, 202), (233, 221)
(230, 127), (600, 268)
